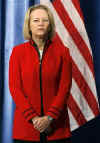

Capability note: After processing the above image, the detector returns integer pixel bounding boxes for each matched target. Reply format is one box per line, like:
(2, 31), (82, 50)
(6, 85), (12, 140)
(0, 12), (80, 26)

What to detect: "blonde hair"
(23, 4), (55, 40)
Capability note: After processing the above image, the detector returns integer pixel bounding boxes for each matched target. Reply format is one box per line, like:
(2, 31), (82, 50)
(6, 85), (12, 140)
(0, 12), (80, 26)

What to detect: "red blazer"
(9, 39), (72, 141)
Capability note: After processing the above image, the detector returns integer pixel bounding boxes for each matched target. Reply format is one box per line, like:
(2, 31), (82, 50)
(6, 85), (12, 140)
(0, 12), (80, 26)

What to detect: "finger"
(34, 122), (46, 132)
(33, 119), (38, 125)
(40, 125), (49, 133)
(34, 125), (44, 132)
(34, 120), (42, 129)
(34, 124), (43, 131)
(39, 123), (49, 133)
(39, 127), (46, 133)
(34, 118), (49, 132)
(34, 118), (46, 128)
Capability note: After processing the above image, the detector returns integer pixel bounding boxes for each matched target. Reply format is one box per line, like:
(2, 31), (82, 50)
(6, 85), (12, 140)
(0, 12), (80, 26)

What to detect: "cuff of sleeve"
(46, 112), (58, 120)
(25, 112), (39, 123)
(46, 106), (63, 120)
(46, 110), (59, 120)
(22, 108), (39, 123)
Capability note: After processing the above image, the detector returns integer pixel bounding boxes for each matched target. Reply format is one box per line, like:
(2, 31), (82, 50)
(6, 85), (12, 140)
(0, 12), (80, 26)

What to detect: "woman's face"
(30, 8), (50, 39)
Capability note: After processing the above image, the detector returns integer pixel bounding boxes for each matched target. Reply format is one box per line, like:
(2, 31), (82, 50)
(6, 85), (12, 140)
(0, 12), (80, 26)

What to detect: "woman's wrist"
(47, 115), (54, 122)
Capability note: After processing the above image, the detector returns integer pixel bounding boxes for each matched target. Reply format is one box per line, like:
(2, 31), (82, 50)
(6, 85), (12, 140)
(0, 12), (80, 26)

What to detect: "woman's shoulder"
(10, 41), (30, 59)
(11, 41), (30, 54)
(13, 41), (30, 51)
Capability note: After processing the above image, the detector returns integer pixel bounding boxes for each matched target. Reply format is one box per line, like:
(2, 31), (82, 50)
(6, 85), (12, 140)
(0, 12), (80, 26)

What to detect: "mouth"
(38, 28), (45, 31)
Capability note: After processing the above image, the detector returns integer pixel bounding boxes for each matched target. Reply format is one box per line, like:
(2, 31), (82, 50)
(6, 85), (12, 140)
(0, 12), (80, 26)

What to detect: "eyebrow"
(32, 17), (49, 19)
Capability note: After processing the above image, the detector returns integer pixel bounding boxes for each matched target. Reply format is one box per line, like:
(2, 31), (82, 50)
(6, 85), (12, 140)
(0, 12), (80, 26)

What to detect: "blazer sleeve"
(46, 47), (72, 120)
(9, 47), (39, 123)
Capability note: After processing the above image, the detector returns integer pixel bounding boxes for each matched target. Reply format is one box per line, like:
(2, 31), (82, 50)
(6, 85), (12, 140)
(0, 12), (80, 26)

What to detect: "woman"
(9, 4), (72, 143)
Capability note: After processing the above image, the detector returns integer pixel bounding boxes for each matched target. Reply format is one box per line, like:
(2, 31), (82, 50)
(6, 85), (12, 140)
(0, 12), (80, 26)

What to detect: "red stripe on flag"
(72, 60), (100, 116)
(52, 0), (94, 77)
(68, 95), (87, 125)
(72, 0), (84, 20)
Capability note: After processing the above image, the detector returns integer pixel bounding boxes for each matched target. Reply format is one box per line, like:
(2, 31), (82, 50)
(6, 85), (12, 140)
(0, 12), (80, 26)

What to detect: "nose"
(39, 19), (44, 25)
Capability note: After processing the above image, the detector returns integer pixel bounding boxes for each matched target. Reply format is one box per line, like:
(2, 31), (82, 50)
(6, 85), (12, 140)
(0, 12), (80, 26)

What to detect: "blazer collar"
(29, 39), (52, 50)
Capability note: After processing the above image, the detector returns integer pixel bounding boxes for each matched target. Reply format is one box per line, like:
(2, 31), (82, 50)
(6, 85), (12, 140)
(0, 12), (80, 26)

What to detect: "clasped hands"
(32, 116), (52, 133)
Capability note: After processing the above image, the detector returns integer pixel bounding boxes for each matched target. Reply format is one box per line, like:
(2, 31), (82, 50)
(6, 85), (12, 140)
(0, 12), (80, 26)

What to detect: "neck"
(32, 35), (46, 50)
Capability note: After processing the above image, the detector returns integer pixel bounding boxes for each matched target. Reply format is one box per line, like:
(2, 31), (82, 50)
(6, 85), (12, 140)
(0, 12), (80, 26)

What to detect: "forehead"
(30, 8), (49, 18)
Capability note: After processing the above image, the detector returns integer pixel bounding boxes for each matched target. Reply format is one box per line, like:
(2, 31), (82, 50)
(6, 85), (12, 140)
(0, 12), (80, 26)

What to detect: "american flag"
(40, 0), (100, 131)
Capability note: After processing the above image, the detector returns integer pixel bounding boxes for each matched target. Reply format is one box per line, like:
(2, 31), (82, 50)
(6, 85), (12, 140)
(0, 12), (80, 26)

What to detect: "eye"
(32, 19), (39, 22)
(43, 19), (49, 22)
